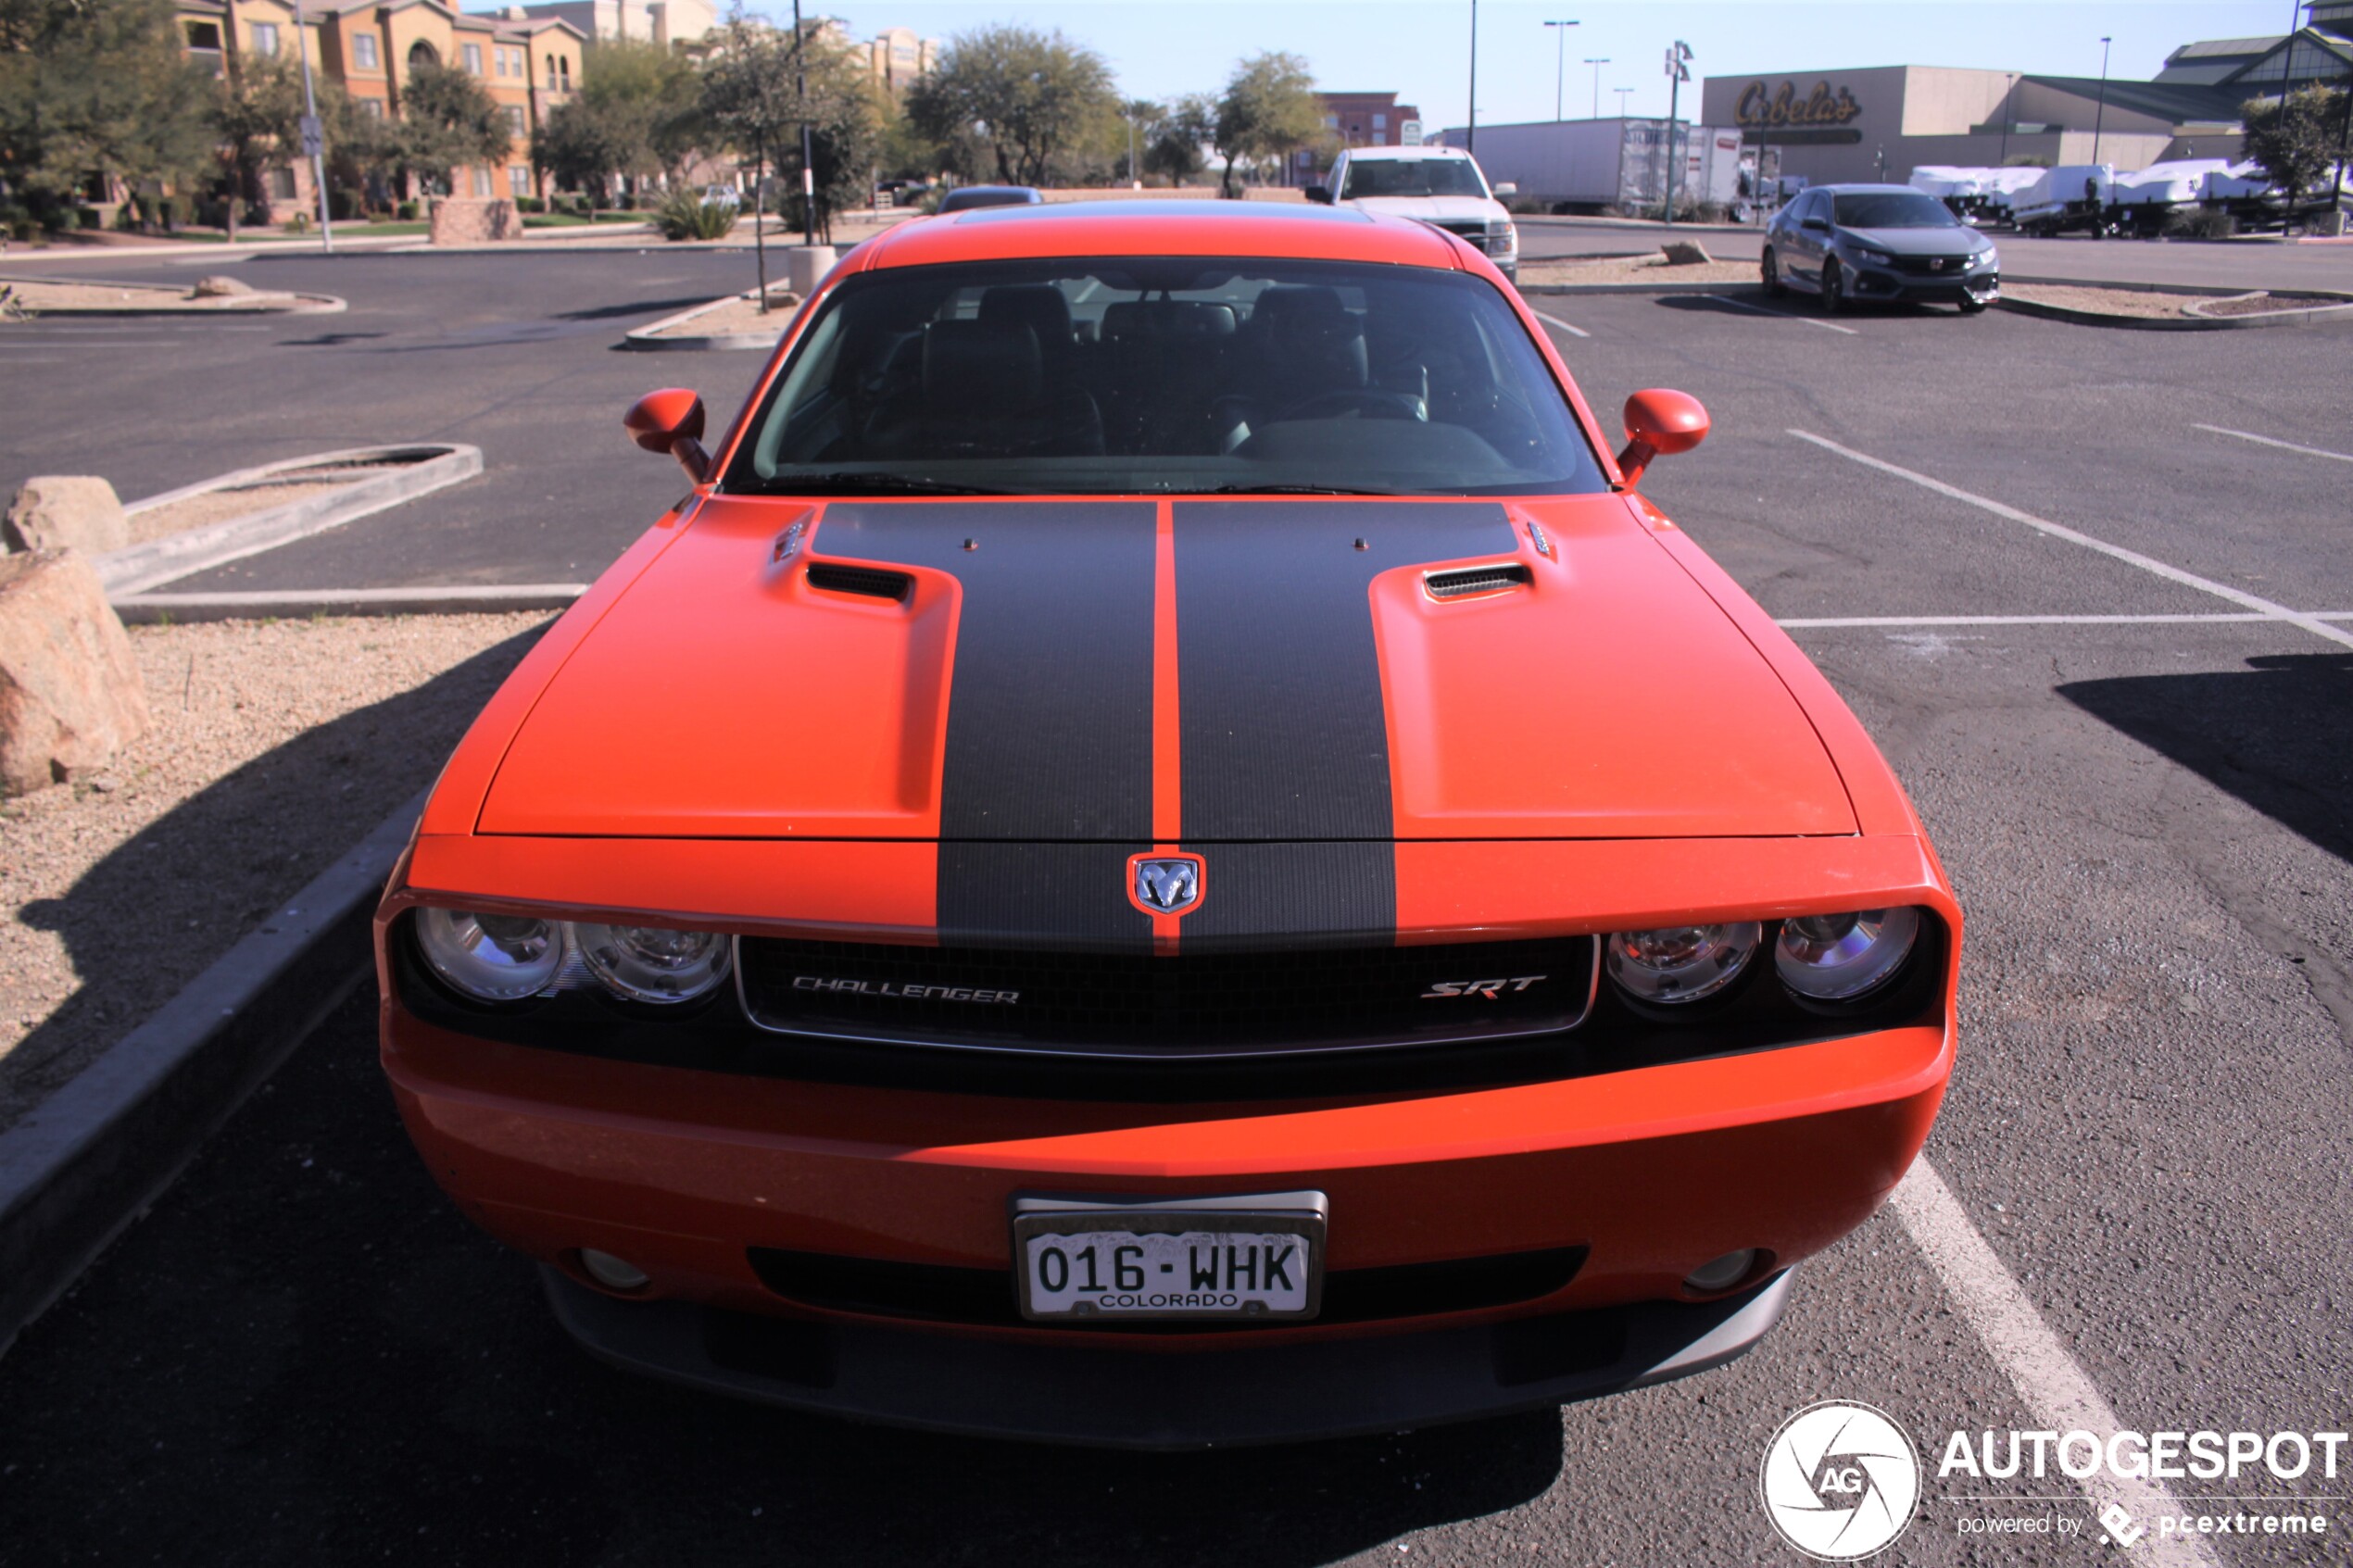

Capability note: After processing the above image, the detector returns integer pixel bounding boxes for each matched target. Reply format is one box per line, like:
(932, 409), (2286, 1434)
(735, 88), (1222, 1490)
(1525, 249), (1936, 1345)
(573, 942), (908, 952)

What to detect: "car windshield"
(726, 257), (1605, 498)
(1338, 159), (1490, 200)
(1831, 192), (1961, 229)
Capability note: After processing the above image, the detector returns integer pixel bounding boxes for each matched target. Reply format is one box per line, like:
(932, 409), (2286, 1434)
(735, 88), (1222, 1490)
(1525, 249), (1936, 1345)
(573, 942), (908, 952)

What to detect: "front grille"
(1430, 219), (1494, 253)
(737, 934), (1598, 1059)
(747, 1244), (1587, 1329)
(1892, 254), (1973, 275)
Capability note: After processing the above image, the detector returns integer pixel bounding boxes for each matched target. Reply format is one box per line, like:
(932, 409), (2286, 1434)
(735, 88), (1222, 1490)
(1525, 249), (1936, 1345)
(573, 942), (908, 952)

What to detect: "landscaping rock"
(190, 275), (254, 298)
(5, 475), (129, 556)
(0, 549), (150, 795)
(1659, 240), (1714, 266)
(430, 198), (521, 245)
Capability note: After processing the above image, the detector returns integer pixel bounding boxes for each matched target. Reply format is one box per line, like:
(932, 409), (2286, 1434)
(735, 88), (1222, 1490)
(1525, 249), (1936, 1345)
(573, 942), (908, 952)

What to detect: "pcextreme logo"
(1759, 1400), (1922, 1561)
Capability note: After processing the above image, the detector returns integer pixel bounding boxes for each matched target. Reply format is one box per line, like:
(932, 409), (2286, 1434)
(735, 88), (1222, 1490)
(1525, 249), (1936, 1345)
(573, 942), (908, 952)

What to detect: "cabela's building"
(1700, 2), (2353, 184)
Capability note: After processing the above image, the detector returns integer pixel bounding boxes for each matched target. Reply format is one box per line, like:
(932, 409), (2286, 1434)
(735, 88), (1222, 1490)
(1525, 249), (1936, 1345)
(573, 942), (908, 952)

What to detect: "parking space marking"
(1778, 613), (2274, 628)
(1530, 309), (1591, 339)
(1894, 1161), (2221, 1567)
(2194, 423), (2353, 466)
(1792, 430), (2353, 653)
(1693, 293), (1859, 335)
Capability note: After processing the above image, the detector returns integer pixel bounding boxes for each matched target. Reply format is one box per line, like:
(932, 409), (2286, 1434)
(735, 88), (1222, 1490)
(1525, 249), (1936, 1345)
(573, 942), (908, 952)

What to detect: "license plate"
(1012, 1191), (1327, 1322)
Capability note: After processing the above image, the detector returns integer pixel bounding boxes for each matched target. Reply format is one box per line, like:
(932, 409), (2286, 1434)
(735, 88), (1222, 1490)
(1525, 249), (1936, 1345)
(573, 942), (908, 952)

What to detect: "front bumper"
(1849, 262), (1998, 305)
(545, 1262), (1795, 1448)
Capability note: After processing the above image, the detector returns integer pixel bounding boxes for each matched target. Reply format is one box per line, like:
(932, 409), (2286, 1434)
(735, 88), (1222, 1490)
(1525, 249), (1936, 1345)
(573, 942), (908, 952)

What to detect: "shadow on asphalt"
(550, 295), (730, 322)
(1647, 293), (1961, 323)
(5, 627), (546, 1125)
(0, 987), (1567, 1564)
(2057, 653), (2353, 865)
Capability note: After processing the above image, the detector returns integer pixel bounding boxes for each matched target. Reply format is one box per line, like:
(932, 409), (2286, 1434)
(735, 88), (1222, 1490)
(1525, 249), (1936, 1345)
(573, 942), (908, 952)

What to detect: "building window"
(1323, 113), (1338, 129)
(184, 19), (221, 48)
(472, 166), (493, 196)
(1373, 113), (1387, 130)
(251, 22), (280, 56)
(267, 167), (297, 200)
(353, 32), (379, 69)
(510, 165), (530, 195)
(505, 105), (525, 134)
(358, 96), (384, 119)
(463, 42), (483, 73)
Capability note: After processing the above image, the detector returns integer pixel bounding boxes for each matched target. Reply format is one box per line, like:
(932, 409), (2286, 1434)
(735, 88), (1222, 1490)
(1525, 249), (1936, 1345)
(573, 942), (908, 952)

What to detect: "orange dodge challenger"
(376, 202), (1959, 1446)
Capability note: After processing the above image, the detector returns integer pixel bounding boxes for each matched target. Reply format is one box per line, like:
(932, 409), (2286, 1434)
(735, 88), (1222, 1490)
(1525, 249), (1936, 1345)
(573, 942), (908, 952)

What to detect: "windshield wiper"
(1197, 483), (1403, 496)
(755, 472), (1011, 496)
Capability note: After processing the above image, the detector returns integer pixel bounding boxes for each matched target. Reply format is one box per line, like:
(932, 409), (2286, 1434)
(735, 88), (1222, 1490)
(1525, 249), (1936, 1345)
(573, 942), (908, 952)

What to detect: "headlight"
(1491, 220), (1517, 252)
(1604, 922), (1762, 1004)
(416, 908), (563, 1002)
(1853, 246), (1894, 268)
(1775, 908), (1920, 1000)
(574, 922), (732, 1004)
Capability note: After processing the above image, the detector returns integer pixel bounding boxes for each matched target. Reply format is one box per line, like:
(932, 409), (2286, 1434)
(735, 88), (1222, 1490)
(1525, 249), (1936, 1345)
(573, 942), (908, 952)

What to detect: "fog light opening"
(578, 1248), (650, 1292)
(1683, 1248), (1758, 1294)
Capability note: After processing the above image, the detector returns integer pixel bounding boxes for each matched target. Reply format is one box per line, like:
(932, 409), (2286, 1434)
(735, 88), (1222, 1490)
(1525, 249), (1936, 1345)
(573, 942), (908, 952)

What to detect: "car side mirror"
(1304, 184), (1333, 205)
(1492, 182), (1517, 196)
(623, 388), (711, 483)
(1616, 389), (1709, 487)
(1801, 217), (1829, 233)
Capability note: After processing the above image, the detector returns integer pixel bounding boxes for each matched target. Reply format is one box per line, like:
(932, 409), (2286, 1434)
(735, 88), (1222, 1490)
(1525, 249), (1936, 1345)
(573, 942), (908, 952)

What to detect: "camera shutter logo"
(1758, 1400), (1920, 1560)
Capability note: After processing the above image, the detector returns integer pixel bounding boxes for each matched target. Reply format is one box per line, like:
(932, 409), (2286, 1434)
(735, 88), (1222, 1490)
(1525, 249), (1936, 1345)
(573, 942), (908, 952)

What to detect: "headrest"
(1251, 286), (1357, 341)
(979, 285), (1074, 346)
(923, 320), (1042, 419)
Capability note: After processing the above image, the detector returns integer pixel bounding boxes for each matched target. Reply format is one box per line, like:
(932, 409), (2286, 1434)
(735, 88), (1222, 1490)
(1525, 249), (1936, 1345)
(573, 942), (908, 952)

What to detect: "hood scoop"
(807, 562), (913, 601)
(1424, 563), (1531, 600)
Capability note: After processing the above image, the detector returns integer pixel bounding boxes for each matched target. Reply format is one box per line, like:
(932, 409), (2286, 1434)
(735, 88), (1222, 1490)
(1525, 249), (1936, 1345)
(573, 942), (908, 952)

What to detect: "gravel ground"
(0, 279), (302, 312)
(2003, 282), (2221, 318)
(125, 480), (357, 544)
(641, 288), (800, 339)
(0, 611), (551, 1134)
(1516, 255), (1758, 287)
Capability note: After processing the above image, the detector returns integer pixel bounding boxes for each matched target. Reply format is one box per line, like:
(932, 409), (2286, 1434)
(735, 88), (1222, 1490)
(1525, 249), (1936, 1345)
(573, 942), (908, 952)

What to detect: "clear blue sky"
(795, 1), (2302, 125)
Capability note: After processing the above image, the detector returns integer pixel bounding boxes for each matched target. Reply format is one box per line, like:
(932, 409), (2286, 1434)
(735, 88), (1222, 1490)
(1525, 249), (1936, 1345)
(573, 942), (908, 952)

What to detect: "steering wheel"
(1274, 389), (1427, 423)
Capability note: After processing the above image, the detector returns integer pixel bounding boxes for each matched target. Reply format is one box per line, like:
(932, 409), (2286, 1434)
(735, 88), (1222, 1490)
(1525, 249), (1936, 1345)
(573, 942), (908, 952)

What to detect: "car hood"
(1346, 195), (1499, 225)
(475, 495), (1856, 843)
(1837, 225), (1989, 256)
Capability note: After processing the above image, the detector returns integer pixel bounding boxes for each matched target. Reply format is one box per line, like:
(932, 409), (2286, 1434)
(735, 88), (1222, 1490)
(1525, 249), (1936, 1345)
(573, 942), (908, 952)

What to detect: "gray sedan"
(1763, 184), (2000, 315)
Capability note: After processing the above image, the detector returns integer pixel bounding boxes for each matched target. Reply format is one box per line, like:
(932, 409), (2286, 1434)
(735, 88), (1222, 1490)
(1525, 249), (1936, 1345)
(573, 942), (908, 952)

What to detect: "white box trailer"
(1451, 118), (1741, 212)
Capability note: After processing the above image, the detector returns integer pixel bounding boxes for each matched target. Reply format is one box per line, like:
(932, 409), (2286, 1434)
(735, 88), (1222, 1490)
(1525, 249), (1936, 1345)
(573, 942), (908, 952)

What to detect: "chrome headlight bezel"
(1774, 907), (1924, 1003)
(414, 907), (566, 1002)
(408, 907), (732, 1009)
(1604, 922), (1765, 1007)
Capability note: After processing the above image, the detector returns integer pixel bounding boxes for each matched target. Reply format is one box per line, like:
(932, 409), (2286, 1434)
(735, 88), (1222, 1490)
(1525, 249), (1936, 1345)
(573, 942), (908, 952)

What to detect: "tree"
(560, 38), (703, 199)
(396, 57), (509, 193)
(0, 0), (214, 221)
(1145, 94), (1215, 183)
(2241, 85), (2347, 217)
(209, 55), (306, 240)
(1213, 52), (1321, 198)
(904, 25), (1116, 186)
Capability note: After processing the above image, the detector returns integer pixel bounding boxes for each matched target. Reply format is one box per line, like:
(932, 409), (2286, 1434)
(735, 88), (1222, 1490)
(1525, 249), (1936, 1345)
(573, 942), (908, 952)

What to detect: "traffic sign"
(297, 115), (324, 157)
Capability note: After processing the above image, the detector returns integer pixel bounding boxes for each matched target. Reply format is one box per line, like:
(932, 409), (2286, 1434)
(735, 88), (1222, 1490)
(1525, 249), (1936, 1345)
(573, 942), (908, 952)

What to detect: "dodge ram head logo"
(1129, 854), (1204, 916)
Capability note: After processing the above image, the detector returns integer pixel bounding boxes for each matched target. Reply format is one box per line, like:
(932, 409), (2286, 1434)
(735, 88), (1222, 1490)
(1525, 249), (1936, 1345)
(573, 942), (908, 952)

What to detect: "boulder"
(191, 274), (255, 297)
(5, 475), (129, 556)
(1659, 240), (1714, 266)
(0, 550), (150, 796)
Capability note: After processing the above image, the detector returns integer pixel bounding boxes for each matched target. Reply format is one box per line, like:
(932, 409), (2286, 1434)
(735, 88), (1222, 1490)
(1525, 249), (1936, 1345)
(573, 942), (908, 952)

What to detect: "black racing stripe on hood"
(816, 502), (1156, 840)
(937, 843), (1152, 950)
(1180, 842), (1396, 950)
(1173, 501), (1517, 841)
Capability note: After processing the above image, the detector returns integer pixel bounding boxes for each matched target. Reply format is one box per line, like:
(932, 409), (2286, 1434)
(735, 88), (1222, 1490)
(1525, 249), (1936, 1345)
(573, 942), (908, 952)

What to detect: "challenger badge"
(1129, 853), (1205, 917)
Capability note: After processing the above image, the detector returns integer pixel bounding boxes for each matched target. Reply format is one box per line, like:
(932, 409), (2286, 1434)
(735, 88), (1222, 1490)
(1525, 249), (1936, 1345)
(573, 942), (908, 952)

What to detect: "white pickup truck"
(1308, 144), (1519, 282)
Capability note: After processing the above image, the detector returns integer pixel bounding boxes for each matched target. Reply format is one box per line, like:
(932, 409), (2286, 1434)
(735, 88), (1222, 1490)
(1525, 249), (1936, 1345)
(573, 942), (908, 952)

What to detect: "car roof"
(1811, 183), (1934, 194)
(1343, 144), (1474, 161)
(852, 199), (1470, 272)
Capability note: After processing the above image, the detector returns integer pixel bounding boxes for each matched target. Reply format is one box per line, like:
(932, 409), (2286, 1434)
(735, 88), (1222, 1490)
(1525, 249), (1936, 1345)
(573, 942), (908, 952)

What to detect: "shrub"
(513, 195), (545, 213)
(396, 199), (420, 220)
(654, 188), (738, 241)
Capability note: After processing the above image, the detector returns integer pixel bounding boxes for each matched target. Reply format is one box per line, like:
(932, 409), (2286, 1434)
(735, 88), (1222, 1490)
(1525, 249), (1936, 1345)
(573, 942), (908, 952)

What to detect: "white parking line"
(1778, 613), (2271, 628)
(1693, 293), (1859, 335)
(1893, 1161), (2221, 1567)
(2193, 424), (2353, 466)
(1791, 430), (2353, 653)
(1530, 309), (1590, 339)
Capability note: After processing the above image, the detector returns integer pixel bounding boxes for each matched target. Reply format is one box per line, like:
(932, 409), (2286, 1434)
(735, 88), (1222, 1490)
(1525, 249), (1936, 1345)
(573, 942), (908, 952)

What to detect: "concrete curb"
(0, 275), (346, 316)
(98, 444), (484, 596)
(1997, 289), (2353, 331)
(111, 583), (585, 622)
(0, 788), (424, 1359)
(1517, 277), (1762, 295)
(623, 284), (799, 351)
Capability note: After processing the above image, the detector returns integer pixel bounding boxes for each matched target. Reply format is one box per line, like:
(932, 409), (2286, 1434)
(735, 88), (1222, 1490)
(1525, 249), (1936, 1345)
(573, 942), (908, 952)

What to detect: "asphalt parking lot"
(1, 252), (2349, 1565)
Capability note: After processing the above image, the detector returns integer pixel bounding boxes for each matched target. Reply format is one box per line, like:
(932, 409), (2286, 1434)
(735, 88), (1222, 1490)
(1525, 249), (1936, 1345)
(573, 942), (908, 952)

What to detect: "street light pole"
(1467, 0), (1478, 154)
(1544, 20), (1579, 122)
(1585, 57), (1609, 119)
(792, 0), (814, 247)
(1613, 86), (1634, 118)
(293, 0), (333, 252)
(2092, 35), (2111, 166)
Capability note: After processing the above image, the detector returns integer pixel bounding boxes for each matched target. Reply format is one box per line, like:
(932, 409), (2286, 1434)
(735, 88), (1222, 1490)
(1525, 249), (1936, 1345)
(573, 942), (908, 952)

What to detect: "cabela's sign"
(1735, 80), (1865, 130)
